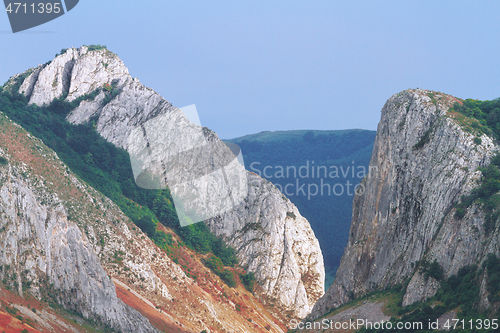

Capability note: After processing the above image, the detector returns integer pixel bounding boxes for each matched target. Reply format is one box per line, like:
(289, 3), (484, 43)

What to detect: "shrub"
(4, 304), (18, 315)
(420, 259), (444, 281)
(55, 48), (67, 57)
(426, 260), (444, 280)
(220, 269), (236, 287)
(85, 44), (107, 51)
(437, 265), (480, 315)
(0, 156), (8, 165)
(455, 207), (466, 219)
(240, 272), (255, 292)
(154, 230), (173, 248)
(203, 255), (237, 288)
(212, 239), (238, 266)
(485, 254), (500, 302)
(178, 223), (238, 266)
(413, 126), (433, 150)
(204, 255), (224, 275)
(454, 158), (500, 233)
(134, 215), (157, 238)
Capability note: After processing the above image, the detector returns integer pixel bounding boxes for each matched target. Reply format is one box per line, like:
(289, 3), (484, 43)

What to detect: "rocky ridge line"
(10, 45), (325, 319)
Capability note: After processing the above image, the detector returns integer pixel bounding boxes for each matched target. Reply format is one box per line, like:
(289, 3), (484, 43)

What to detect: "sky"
(1, 1), (500, 139)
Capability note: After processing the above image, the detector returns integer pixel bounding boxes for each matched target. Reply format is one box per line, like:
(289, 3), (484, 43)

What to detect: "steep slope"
(7, 45), (324, 319)
(0, 113), (157, 332)
(0, 94), (291, 332)
(227, 130), (375, 288)
(310, 89), (500, 319)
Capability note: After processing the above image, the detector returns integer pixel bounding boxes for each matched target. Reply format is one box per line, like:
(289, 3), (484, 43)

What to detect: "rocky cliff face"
(206, 172), (325, 318)
(12, 46), (325, 319)
(0, 115), (158, 332)
(310, 89), (500, 319)
(0, 98), (292, 333)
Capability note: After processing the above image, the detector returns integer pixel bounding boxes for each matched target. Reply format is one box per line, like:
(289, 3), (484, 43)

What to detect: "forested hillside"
(228, 129), (376, 287)
(0, 78), (241, 278)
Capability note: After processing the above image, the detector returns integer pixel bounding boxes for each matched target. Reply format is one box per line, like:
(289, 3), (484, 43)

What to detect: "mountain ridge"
(228, 129), (373, 143)
(2, 45), (325, 326)
(309, 88), (500, 320)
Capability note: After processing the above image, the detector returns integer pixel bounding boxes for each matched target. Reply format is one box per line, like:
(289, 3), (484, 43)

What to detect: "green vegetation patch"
(203, 254), (237, 287)
(304, 258), (500, 333)
(413, 125), (434, 150)
(427, 92), (437, 105)
(485, 254), (500, 303)
(0, 84), (240, 274)
(448, 98), (500, 138)
(240, 272), (256, 292)
(455, 154), (500, 233)
(446, 96), (500, 233)
(85, 44), (107, 51)
(356, 265), (485, 333)
(419, 259), (444, 281)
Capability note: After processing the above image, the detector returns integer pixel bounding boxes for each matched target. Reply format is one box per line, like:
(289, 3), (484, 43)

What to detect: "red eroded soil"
(115, 282), (192, 333)
(0, 309), (40, 333)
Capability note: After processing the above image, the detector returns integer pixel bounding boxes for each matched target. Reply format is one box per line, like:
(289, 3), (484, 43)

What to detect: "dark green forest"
(0, 80), (239, 281)
(227, 129), (376, 287)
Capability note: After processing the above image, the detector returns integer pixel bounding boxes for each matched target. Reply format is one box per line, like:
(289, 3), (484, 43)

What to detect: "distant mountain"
(227, 129), (376, 288)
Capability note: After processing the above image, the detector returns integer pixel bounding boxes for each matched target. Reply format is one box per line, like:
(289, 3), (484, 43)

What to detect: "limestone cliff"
(310, 89), (500, 319)
(0, 99), (292, 333)
(0, 115), (158, 332)
(13, 45), (325, 318)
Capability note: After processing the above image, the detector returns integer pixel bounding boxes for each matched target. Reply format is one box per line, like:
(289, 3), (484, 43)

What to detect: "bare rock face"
(0, 110), (290, 333)
(206, 172), (324, 318)
(0, 121), (158, 332)
(15, 46), (325, 318)
(21, 46), (129, 105)
(310, 89), (500, 319)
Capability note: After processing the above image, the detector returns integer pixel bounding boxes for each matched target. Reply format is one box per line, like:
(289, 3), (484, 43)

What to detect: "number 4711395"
(444, 318), (498, 330)
(6, 3), (61, 14)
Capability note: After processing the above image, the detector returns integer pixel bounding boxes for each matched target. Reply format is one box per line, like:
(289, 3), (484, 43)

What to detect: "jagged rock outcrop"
(12, 46), (325, 318)
(310, 89), (500, 319)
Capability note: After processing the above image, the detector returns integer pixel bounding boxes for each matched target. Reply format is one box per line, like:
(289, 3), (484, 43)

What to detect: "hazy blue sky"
(1, 1), (499, 138)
